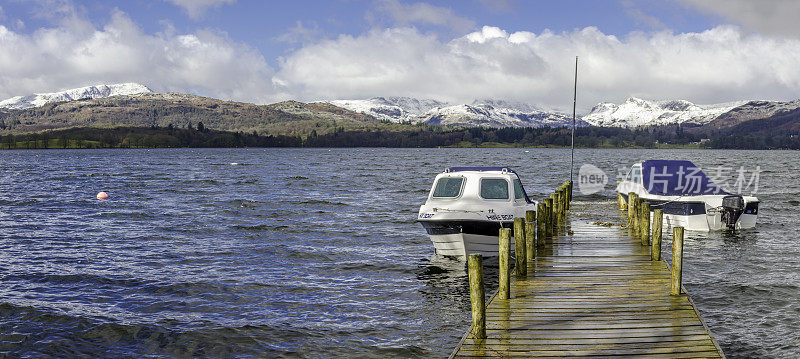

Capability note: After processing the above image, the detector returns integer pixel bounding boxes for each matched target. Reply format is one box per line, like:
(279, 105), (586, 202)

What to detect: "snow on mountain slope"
(705, 99), (800, 129)
(582, 97), (746, 128)
(329, 97), (449, 123)
(330, 97), (585, 128)
(330, 95), (800, 129)
(416, 101), (585, 128)
(0, 83), (152, 110)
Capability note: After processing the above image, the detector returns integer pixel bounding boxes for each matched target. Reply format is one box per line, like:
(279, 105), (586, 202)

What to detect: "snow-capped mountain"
(416, 100), (586, 128)
(0, 83), (152, 110)
(329, 97), (449, 123)
(582, 97), (746, 128)
(706, 99), (800, 128)
(329, 95), (800, 129)
(331, 97), (585, 128)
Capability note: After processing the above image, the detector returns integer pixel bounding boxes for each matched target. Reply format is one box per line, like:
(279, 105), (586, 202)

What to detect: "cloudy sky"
(1, 0), (799, 112)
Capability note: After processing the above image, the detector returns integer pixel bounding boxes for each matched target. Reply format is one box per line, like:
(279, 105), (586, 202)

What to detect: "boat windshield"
(626, 166), (642, 184)
(432, 177), (464, 198)
(481, 178), (509, 200)
(513, 179), (524, 200)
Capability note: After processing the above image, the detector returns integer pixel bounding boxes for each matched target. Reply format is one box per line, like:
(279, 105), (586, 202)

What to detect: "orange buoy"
(97, 191), (109, 200)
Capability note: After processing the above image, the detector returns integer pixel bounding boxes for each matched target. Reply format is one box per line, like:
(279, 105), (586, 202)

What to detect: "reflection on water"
(0, 148), (797, 358)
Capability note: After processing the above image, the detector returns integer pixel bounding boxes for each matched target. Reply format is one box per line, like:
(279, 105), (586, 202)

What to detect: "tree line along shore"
(0, 124), (798, 150)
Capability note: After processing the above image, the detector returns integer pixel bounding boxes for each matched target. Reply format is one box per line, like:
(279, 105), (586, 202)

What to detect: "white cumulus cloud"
(678, 0), (800, 38)
(4, 6), (800, 113)
(275, 25), (800, 111)
(0, 9), (277, 103)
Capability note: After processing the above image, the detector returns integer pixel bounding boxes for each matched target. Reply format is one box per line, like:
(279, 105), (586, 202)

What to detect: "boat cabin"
(425, 167), (533, 209)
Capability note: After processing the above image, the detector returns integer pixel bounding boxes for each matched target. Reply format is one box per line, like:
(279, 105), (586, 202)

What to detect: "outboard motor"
(721, 195), (745, 230)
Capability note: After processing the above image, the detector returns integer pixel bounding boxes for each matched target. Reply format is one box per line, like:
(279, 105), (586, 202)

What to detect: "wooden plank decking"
(452, 201), (724, 358)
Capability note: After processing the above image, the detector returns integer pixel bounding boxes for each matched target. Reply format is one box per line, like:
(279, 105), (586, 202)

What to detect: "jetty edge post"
(551, 192), (557, 229)
(632, 198), (641, 237)
(566, 180), (572, 210)
(551, 192), (560, 228)
(546, 197), (555, 232)
(639, 199), (646, 237)
(559, 186), (567, 217)
(627, 192), (637, 229)
(639, 199), (646, 233)
(514, 217), (527, 277)
(467, 253), (486, 339)
(544, 198), (553, 237)
(641, 202), (651, 246)
(671, 226), (684, 295)
(552, 192), (559, 225)
(618, 193), (626, 210)
(536, 203), (546, 246)
(555, 189), (563, 226)
(525, 210), (536, 261)
(499, 228), (511, 299)
(652, 209), (663, 261)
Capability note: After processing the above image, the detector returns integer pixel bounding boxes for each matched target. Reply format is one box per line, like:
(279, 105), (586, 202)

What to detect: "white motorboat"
(417, 167), (537, 257)
(617, 160), (758, 231)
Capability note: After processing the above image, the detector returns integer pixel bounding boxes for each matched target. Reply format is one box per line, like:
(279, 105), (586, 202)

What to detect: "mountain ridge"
(0, 92), (391, 137)
(2, 83), (800, 137)
(327, 95), (800, 129)
(0, 83), (152, 110)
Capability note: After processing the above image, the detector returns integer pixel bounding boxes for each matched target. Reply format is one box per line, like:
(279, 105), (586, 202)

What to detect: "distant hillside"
(0, 83), (152, 110)
(1, 84), (799, 148)
(0, 93), (412, 137)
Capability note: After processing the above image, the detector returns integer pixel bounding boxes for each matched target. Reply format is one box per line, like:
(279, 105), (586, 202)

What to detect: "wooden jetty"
(453, 182), (724, 358)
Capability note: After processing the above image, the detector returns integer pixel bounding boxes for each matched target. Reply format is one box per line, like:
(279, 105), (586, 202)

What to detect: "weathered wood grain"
(451, 201), (724, 358)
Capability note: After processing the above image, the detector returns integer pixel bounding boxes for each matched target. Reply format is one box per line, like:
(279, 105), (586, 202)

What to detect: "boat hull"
(616, 160), (758, 232)
(661, 213), (757, 231)
(419, 219), (515, 257)
(428, 232), (516, 258)
(621, 194), (758, 231)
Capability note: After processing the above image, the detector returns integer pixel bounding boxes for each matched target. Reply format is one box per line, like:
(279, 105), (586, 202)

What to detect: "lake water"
(0, 148), (797, 358)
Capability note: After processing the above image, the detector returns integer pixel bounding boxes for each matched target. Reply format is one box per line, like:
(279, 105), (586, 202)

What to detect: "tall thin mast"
(571, 56), (578, 183)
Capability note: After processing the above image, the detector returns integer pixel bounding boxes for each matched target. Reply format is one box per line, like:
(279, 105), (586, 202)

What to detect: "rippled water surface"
(0, 148), (798, 358)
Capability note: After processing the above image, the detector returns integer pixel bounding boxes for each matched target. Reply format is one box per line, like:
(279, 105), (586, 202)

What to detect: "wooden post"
(566, 180), (572, 210)
(641, 202), (650, 246)
(652, 209), (663, 261)
(525, 210), (536, 261)
(671, 226), (684, 296)
(632, 198), (641, 236)
(551, 193), (557, 228)
(514, 217), (526, 277)
(555, 190), (563, 226)
(554, 191), (559, 222)
(546, 197), (555, 230)
(467, 253), (486, 339)
(618, 193), (626, 210)
(543, 198), (553, 237)
(536, 202), (546, 245)
(639, 199), (646, 234)
(627, 192), (637, 228)
(559, 187), (567, 216)
(499, 228), (511, 299)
